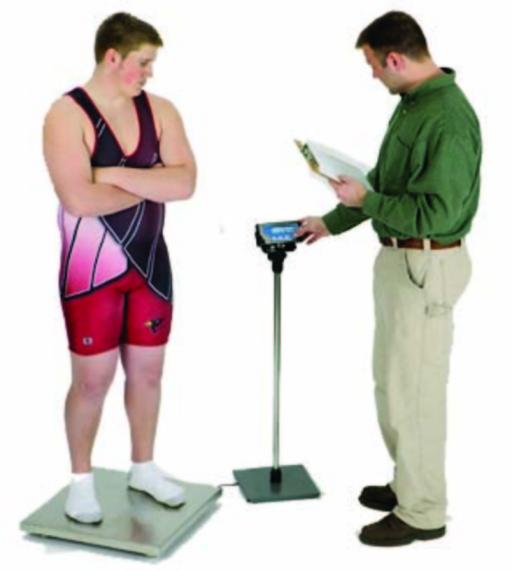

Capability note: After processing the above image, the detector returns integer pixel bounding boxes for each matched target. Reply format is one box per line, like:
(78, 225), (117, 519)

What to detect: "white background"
(1, 0), (508, 567)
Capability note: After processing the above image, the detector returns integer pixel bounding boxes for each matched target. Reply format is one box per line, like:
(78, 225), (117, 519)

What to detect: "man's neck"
(401, 61), (444, 94)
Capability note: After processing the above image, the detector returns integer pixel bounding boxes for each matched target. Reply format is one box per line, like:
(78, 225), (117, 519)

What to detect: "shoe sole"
(359, 527), (446, 547)
(358, 496), (396, 512)
(128, 484), (186, 508)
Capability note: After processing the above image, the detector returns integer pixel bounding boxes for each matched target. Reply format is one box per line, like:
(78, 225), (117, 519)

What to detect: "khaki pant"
(372, 243), (471, 529)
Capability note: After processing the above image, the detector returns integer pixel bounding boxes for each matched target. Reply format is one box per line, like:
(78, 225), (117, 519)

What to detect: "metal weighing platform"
(20, 467), (221, 558)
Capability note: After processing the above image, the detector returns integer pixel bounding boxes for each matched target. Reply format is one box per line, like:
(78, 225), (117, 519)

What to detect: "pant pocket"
(402, 249), (431, 290)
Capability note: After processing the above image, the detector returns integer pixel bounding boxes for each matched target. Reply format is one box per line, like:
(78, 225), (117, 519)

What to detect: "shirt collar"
(401, 67), (455, 102)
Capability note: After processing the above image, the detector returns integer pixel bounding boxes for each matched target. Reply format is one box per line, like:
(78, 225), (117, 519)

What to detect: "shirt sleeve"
(366, 165), (377, 190)
(322, 204), (370, 235)
(361, 131), (478, 237)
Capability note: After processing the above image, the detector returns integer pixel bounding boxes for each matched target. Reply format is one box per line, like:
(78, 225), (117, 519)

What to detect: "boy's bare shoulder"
(45, 95), (83, 127)
(145, 92), (181, 119)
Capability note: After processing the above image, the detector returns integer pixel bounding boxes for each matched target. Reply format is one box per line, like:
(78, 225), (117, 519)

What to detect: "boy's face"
(115, 44), (158, 96)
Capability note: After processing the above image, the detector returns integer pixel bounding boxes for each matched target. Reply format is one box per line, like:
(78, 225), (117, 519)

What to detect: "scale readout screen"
(259, 222), (299, 244)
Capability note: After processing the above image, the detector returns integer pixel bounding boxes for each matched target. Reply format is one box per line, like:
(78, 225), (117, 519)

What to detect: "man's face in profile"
(362, 44), (403, 95)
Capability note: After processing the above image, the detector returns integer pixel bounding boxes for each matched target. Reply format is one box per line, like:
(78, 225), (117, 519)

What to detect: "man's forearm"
(94, 165), (196, 203)
(65, 181), (143, 217)
(322, 204), (370, 235)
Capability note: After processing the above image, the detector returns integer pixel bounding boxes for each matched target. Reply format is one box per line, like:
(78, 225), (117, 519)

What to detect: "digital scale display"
(258, 222), (300, 245)
(255, 220), (308, 259)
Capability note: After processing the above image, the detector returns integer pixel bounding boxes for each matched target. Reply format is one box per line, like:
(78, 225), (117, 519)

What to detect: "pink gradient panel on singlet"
(58, 207), (80, 257)
(58, 207), (78, 285)
(94, 232), (127, 286)
(64, 216), (106, 296)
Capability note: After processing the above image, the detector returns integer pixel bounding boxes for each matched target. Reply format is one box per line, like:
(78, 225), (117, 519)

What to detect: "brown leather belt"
(380, 237), (462, 250)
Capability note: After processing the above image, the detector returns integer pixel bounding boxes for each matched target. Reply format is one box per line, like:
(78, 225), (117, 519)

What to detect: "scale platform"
(20, 467), (222, 558)
(234, 465), (320, 503)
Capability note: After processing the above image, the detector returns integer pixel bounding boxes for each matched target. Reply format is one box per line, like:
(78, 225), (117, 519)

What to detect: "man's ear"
(386, 51), (406, 72)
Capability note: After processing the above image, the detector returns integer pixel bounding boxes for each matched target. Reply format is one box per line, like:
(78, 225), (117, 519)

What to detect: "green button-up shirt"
(322, 68), (481, 244)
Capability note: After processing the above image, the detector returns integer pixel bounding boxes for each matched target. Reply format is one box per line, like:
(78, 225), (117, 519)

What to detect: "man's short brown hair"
(94, 12), (163, 64)
(356, 11), (430, 64)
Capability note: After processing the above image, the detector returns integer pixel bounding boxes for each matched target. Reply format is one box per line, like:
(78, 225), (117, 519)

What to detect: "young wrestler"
(44, 12), (196, 523)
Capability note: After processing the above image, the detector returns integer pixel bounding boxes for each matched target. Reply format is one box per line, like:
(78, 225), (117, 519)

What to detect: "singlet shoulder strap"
(66, 87), (104, 131)
(65, 87), (125, 163)
(134, 90), (160, 145)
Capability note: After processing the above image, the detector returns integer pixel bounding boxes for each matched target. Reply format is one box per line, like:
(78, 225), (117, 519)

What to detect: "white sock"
(71, 472), (92, 483)
(65, 472), (103, 524)
(131, 460), (156, 473)
(129, 461), (185, 507)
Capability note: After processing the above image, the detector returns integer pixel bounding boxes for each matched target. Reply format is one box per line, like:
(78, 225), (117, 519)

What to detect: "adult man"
(43, 13), (196, 523)
(298, 11), (481, 546)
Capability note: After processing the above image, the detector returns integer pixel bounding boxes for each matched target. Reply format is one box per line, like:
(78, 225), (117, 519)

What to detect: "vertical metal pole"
(273, 271), (281, 471)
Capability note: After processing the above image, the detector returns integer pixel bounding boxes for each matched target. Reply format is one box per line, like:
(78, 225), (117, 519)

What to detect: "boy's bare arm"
(43, 97), (142, 218)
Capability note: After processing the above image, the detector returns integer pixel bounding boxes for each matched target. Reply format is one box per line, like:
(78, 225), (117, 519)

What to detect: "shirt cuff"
(361, 190), (382, 218)
(322, 208), (342, 235)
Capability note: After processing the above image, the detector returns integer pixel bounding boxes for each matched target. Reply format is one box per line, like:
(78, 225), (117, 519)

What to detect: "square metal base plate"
(20, 467), (221, 557)
(233, 464), (320, 503)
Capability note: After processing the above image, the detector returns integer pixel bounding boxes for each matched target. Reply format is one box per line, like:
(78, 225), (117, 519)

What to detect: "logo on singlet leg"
(82, 337), (94, 346)
(145, 318), (164, 334)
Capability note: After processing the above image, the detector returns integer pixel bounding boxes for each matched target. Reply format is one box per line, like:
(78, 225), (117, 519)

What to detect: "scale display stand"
(233, 221), (321, 503)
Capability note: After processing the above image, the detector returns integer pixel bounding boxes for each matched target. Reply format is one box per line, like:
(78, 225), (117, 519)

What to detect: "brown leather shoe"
(359, 513), (446, 547)
(358, 484), (397, 511)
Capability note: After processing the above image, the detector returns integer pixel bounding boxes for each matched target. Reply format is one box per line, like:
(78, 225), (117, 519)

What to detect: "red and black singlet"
(58, 87), (172, 302)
